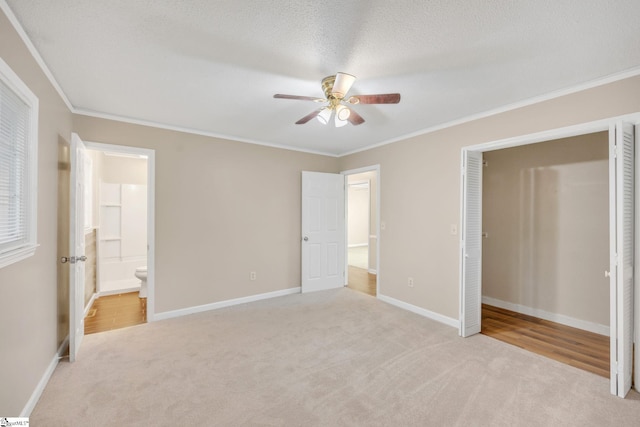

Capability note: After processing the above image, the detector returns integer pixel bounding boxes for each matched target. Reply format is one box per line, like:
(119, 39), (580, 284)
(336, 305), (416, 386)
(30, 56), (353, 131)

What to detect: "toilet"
(135, 266), (148, 298)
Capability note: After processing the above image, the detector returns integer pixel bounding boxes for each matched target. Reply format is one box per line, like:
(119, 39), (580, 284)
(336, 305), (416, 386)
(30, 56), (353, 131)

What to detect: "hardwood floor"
(347, 265), (376, 296)
(85, 292), (147, 334)
(481, 304), (609, 378)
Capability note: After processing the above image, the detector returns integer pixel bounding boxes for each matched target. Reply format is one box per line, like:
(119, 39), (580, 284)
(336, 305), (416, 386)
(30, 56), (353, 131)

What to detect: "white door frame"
(458, 112), (640, 396)
(69, 133), (86, 362)
(342, 165), (381, 297)
(82, 141), (157, 322)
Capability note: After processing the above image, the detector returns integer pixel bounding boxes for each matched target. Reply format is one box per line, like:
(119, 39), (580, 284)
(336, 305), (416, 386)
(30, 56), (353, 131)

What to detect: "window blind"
(0, 77), (30, 253)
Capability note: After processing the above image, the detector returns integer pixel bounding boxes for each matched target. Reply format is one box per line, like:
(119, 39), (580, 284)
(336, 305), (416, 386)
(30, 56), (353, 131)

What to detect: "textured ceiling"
(4, 0), (640, 155)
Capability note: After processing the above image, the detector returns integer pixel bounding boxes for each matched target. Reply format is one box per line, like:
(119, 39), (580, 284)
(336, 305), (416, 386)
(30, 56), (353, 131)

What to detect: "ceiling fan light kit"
(274, 72), (400, 127)
(317, 107), (332, 124)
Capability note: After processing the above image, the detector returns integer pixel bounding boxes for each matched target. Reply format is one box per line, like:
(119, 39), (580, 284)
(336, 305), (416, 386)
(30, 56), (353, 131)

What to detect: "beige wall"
(72, 116), (340, 313)
(101, 153), (148, 185)
(482, 133), (609, 326)
(339, 76), (640, 320)
(0, 9), (73, 415)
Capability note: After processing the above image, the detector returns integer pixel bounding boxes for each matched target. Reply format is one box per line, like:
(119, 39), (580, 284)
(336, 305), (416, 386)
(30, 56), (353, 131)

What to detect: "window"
(0, 58), (39, 268)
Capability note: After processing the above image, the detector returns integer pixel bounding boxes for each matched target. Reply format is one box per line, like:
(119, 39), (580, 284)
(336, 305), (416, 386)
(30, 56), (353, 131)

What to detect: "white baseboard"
(348, 243), (368, 248)
(368, 269), (377, 275)
(482, 296), (609, 336)
(154, 287), (301, 321)
(99, 286), (140, 297)
(378, 294), (460, 329)
(21, 335), (69, 417)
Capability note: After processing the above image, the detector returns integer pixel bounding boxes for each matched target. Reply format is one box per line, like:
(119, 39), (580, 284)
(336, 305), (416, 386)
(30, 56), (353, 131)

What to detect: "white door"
(609, 122), (635, 397)
(301, 171), (345, 293)
(69, 133), (87, 362)
(460, 150), (483, 337)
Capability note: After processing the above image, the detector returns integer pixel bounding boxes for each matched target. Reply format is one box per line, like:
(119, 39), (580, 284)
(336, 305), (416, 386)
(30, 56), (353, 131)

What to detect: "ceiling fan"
(274, 72), (401, 127)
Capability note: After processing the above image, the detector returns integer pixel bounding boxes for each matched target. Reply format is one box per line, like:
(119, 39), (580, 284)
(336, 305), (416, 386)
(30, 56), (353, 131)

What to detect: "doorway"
(84, 146), (150, 333)
(459, 118), (638, 397)
(343, 166), (380, 297)
(74, 141), (155, 338)
(481, 132), (610, 376)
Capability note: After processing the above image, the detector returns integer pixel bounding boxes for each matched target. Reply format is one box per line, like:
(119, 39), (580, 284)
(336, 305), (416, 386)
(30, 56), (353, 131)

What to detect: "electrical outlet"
(250, 271), (256, 281)
(408, 277), (414, 287)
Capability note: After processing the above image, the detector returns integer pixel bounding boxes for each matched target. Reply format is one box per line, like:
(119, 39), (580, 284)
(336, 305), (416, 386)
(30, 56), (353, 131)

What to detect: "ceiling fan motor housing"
(321, 75), (338, 99)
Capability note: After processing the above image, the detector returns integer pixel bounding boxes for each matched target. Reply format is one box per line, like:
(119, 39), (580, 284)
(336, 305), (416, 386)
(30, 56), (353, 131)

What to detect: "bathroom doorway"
(343, 166), (380, 297)
(81, 142), (155, 334)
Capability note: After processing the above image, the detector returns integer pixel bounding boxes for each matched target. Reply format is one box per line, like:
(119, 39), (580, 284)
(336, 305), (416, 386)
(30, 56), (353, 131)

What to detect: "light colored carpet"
(32, 288), (640, 426)
(348, 246), (368, 269)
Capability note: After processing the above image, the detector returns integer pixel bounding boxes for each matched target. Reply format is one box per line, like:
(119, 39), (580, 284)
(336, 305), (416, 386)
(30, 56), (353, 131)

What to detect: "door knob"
(303, 236), (309, 242)
(62, 255), (87, 264)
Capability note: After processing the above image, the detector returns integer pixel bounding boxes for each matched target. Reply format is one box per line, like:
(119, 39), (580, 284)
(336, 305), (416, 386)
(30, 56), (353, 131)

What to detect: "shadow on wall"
(482, 133), (609, 326)
(517, 167), (558, 310)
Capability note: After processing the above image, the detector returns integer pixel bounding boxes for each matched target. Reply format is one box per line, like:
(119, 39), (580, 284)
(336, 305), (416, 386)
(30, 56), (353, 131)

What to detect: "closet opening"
(480, 132), (609, 378)
(459, 117), (639, 397)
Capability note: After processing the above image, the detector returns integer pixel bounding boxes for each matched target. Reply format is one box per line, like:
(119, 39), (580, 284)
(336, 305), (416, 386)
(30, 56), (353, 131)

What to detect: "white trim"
(98, 286), (141, 297)
(83, 141), (157, 322)
(74, 109), (340, 157)
(0, 56), (39, 269)
(20, 335), (69, 417)
(339, 67), (640, 157)
(348, 243), (368, 248)
(0, 243), (38, 269)
(367, 269), (377, 275)
(378, 294), (460, 329)
(483, 296), (609, 337)
(0, 0), (73, 110)
(154, 287), (301, 322)
(76, 69), (640, 158)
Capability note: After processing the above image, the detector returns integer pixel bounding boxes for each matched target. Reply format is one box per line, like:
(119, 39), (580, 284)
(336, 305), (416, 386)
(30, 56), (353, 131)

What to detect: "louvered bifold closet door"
(460, 150), (483, 337)
(0, 78), (30, 253)
(611, 122), (635, 397)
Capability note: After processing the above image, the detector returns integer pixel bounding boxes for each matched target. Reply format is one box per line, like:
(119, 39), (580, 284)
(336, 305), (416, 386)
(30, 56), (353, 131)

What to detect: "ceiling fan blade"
(295, 109), (323, 124)
(274, 94), (325, 102)
(332, 72), (356, 97)
(347, 93), (401, 104)
(347, 109), (365, 126)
